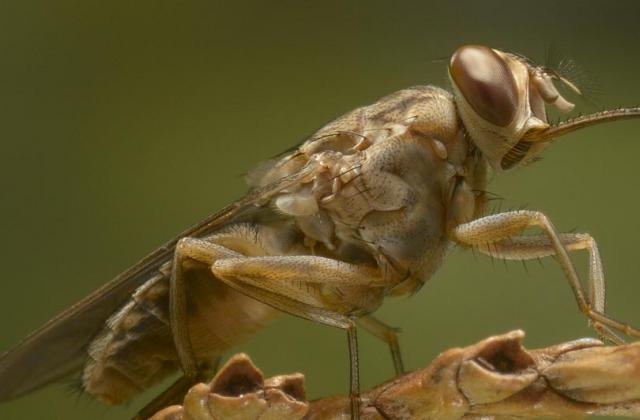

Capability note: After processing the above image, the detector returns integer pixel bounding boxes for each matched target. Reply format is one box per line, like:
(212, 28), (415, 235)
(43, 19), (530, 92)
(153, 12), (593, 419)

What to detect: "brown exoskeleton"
(1, 45), (639, 419)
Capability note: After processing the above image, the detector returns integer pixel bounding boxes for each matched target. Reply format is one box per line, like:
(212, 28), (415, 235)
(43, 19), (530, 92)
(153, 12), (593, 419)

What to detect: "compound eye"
(450, 45), (518, 127)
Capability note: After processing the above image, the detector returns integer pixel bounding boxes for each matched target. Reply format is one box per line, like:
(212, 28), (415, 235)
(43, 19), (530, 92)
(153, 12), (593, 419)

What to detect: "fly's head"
(448, 44), (640, 170)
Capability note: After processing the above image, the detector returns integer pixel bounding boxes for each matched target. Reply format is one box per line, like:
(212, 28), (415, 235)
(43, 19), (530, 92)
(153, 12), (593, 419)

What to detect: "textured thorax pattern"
(258, 86), (489, 294)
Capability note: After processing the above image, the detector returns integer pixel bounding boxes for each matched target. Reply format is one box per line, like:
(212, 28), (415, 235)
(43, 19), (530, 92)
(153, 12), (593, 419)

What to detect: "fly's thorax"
(266, 86), (489, 290)
(325, 135), (454, 282)
(251, 83), (490, 300)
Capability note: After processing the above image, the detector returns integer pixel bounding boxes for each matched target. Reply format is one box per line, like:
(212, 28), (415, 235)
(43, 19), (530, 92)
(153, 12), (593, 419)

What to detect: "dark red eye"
(449, 45), (518, 127)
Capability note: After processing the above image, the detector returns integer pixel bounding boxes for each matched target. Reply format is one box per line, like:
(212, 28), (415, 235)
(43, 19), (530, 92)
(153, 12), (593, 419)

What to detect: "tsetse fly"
(1, 45), (639, 419)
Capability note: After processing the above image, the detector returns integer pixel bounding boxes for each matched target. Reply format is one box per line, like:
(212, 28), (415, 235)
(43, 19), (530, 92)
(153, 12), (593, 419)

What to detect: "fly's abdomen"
(82, 267), (278, 404)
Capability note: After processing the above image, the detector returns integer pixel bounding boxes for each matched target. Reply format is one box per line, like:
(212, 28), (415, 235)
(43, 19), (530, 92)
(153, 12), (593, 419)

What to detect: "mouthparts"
(523, 107), (640, 142)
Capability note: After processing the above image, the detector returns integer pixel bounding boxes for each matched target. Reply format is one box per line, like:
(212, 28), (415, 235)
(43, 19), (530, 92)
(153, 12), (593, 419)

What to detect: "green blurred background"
(1, 1), (639, 419)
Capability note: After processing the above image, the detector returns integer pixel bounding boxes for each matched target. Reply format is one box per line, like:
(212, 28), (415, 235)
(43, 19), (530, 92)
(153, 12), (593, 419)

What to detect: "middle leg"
(211, 254), (392, 420)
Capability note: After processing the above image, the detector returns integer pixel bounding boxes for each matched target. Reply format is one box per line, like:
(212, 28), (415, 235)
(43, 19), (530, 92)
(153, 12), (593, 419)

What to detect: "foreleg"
(453, 211), (639, 343)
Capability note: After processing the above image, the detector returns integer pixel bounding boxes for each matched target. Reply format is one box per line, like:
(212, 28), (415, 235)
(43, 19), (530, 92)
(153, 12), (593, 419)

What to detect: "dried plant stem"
(150, 330), (640, 419)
